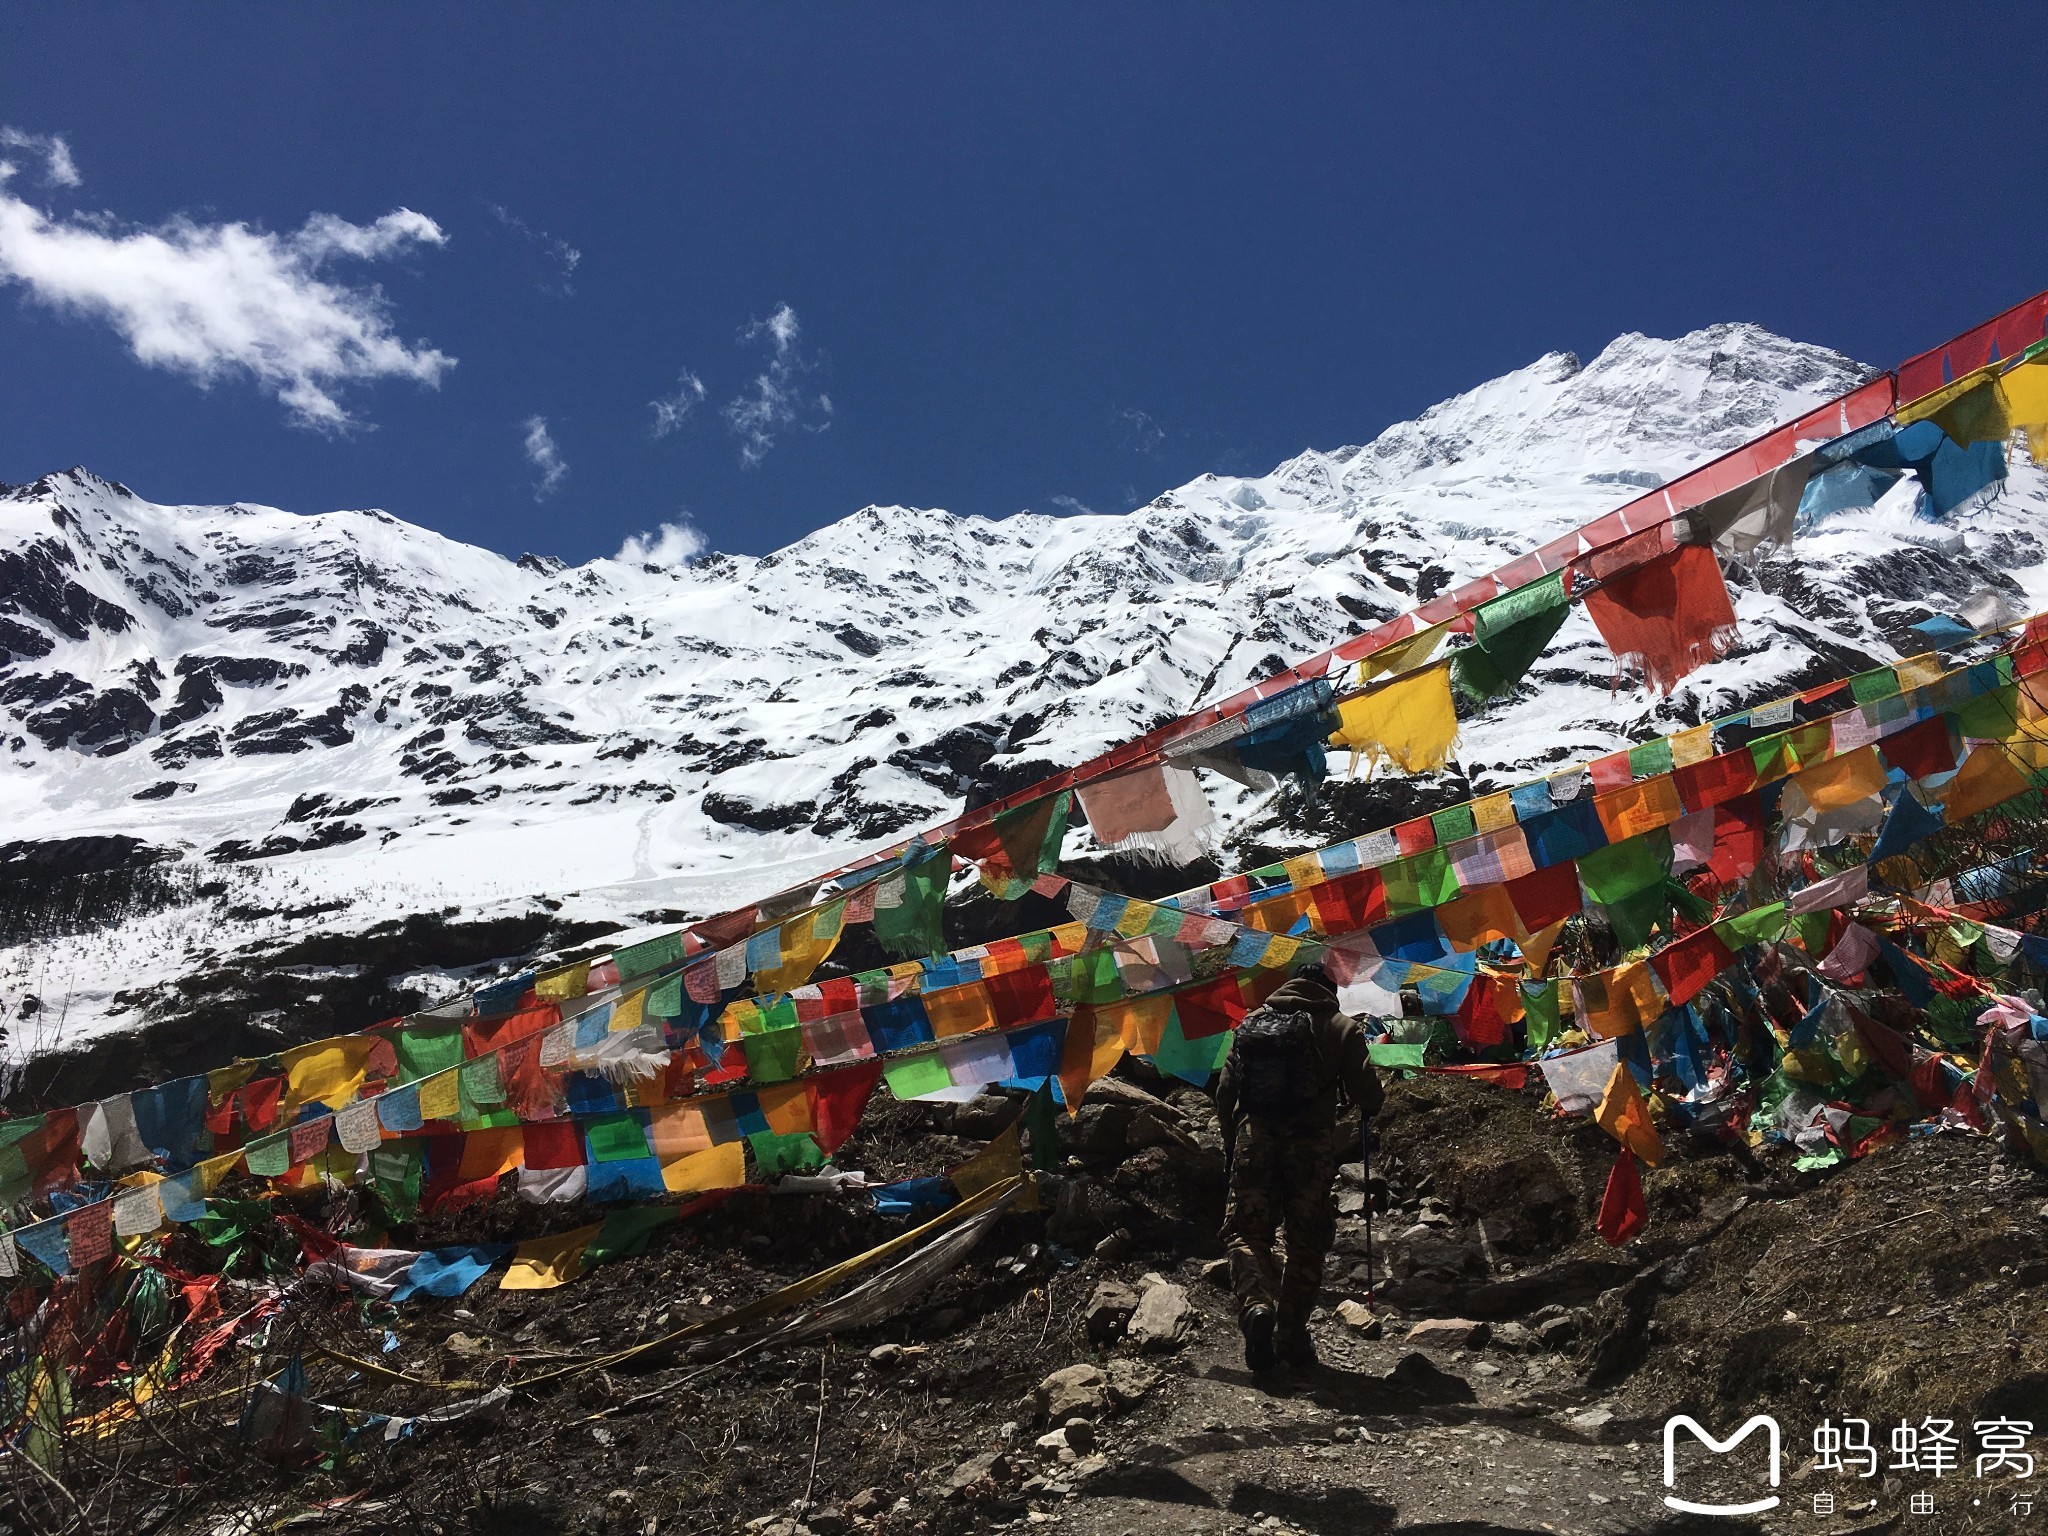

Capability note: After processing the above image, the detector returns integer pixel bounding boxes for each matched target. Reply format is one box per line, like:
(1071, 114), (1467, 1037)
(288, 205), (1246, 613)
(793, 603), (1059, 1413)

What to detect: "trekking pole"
(1360, 1120), (1376, 1310)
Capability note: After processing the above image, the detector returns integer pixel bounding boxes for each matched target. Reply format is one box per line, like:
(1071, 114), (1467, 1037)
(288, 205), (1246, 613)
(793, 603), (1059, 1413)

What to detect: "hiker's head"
(1292, 961), (1336, 994)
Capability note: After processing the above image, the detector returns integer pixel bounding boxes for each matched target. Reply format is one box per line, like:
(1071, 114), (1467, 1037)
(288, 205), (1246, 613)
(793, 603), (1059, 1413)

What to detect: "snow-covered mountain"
(5, 322), (2045, 1054)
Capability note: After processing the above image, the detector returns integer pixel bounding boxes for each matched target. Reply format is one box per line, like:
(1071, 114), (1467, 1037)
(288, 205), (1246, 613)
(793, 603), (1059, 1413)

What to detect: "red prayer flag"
(1308, 868), (1389, 935)
(984, 965), (1057, 1028)
(1879, 716), (1958, 781)
(239, 1076), (284, 1134)
(1674, 749), (1761, 812)
(1394, 818), (1436, 857)
(1584, 544), (1738, 693)
(809, 1061), (885, 1153)
(521, 1119), (583, 1170)
(1649, 925), (1735, 1007)
(1707, 792), (1766, 886)
(1505, 862), (1583, 933)
(1596, 1149), (1648, 1246)
(1173, 974), (1250, 1040)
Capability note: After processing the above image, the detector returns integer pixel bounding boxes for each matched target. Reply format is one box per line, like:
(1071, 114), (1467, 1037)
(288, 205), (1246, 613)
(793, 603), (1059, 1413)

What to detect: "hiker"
(1215, 961), (1382, 1373)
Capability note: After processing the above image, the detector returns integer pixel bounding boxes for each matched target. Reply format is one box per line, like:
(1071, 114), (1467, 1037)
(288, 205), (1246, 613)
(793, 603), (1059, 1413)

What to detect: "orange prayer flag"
(1593, 1061), (1664, 1166)
(456, 1127), (525, 1183)
(1057, 1007), (1128, 1113)
(922, 981), (999, 1039)
(1593, 774), (1684, 843)
(1787, 744), (1887, 812)
(1943, 744), (2035, 823)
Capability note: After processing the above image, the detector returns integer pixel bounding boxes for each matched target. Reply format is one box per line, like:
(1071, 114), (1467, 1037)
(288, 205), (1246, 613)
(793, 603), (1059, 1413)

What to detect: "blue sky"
(1, 7), (2045, 564)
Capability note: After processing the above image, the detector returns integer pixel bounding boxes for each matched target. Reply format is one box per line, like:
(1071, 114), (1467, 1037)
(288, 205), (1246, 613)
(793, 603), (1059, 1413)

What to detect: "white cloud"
(649, 370), (706, 438)
(1049, 494), (1101, 516)
(0, 143), (452, 430)
(486, 203), (580, 294)
(1114, 406), (1165, 456)
(0, 127), (81, 188)
(615, 518), (706, 567)
(722, 302), (831, 467)
(522, 415), (567, 498)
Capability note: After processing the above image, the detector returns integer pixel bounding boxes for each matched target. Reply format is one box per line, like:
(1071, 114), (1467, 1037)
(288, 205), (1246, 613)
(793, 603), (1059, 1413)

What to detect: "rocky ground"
(42, 1068), (2048, 1536)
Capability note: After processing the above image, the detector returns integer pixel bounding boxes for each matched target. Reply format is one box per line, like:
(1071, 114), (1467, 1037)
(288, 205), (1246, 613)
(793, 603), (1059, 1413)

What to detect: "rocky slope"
(3, 322), (2044, 1055)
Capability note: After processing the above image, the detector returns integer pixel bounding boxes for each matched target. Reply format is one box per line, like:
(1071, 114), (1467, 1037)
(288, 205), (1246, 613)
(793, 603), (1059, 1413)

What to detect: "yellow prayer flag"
(2001, 360), (2048, 465)
(417, 1069), (462, 1123)
(1470, 791), (1518, 834)
(1593, 1061), (1664, 1166)
(1669, 724), (1715, 769)
(1357, 623), (1448, 681)
(499, 1222), (602, 1290)
(1328, 662), (1458, 774)
(752, 901), (847, 995)
(1520, 918), (1568, 976)
(1282, 854), (1323, 891)
(759, 1083), (813, 1135)
(659, 1141), (746, 1195)
(535, 960), (591, 1001)
(951, 1123), (1023, 1201)
(1893, 652), (1946, 692)
(610, 989), (646, 1034)
(279, 1036), (379, 1115)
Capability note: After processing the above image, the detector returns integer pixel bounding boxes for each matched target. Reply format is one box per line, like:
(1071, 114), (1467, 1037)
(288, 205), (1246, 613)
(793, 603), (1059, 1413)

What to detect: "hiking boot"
(1276, 1323), (1318, 1369)
(1241, 1305), (1277, 1374)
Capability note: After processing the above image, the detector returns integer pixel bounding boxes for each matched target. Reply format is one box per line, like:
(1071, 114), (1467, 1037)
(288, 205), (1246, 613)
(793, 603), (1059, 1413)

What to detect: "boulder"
(1104, 1359), (1159, 1407)
(1035, 1364), (1112, 1421)
(1127, 1280), (1193, 1351)
(1085, 1281), (1140, 1345)
(1405, 1317), (1489, 1350)
(1490, 1321), (1535, 1352)
(1335, 1299), (1381, 1337)
(941, 1451), (1011, 1499)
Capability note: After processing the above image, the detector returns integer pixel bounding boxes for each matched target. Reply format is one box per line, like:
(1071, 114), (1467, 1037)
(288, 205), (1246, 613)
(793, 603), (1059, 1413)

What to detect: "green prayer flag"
(1748, 731), (1797, 780)
(646, 974), (683, 1018)
(395, 1019), (465, 1084)
(873, 850), (949, 960)
(1627, 737), (1674, 779)
(1521, 981), (1563, 1053)
(1430, 803), (1478, 845)
(740, 1026), (804, 1084)
(0, 1142), (30, 1207)
(1382, 847), (1459, 915)
(1055, 946), (1123, 1008)
(1451, 571), (1571, 702)
(1957, 684), (2021, 741)
(1603, 883), (1670, 950)
(615, 931), (684, 981)
(1790, 909), (1830, 958)
(370, 1142), (423, 1221)
(1713, 902), (1788, 951)
(1152, 1010), (1233, 1086)
(1366, 1042), (1428, 1072)
(0, 1115), (43, 1150)
(1575, 828), (1672, 905)
(458, 1054), (504, 1108)
(585, 1206), (678, 1265)
(749, 1130), (825, 1175)
(242, 1132), (291, 1178)
(884, 1053), (954, 1101)
(970, 792), (1071, 901)
(1023, 1085), (1060, 1171)
(585, 1111), (652, 1163)
(1849, 667), (1901, 706)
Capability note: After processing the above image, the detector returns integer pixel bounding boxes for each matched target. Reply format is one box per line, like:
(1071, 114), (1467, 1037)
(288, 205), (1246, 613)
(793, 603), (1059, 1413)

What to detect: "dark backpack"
(1231, 1006), (1325, 1125)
